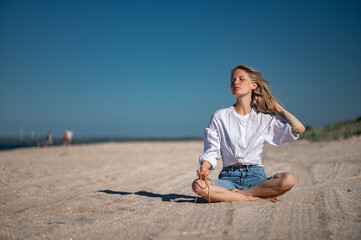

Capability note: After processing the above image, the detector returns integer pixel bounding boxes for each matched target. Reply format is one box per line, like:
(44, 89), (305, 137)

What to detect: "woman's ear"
(252, 82), (258, 90)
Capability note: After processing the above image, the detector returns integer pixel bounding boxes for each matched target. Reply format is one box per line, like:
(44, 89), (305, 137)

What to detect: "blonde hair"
(231, 64), (281, 114)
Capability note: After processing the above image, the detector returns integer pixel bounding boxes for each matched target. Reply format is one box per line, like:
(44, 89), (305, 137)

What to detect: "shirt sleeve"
(199, 116), (221, 170)
(265, 114), (299, 146)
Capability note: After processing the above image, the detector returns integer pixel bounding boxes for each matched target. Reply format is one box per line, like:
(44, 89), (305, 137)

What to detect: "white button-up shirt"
(199, 106), (298, 169)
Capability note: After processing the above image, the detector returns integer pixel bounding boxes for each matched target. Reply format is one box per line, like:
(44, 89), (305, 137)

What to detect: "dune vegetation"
(300, 116), (361, 141)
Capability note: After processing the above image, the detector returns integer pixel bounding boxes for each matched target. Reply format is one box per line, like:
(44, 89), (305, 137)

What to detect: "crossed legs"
(192, 172), (296, 202)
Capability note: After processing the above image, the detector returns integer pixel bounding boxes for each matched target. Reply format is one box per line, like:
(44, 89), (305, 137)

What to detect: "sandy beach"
(0, 137), (360, 240)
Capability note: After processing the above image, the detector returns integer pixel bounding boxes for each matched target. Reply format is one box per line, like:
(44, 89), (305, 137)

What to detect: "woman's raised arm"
(277, 105), (305, 136)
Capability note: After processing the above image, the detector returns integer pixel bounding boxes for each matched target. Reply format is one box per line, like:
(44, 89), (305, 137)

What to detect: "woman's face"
(230, 69), (257, 98)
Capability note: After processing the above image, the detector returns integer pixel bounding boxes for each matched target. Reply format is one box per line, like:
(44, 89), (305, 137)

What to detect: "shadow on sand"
(97, 190), (208, 203)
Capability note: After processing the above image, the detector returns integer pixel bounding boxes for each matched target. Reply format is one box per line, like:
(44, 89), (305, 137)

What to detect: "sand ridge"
(0, 138), (360, 239)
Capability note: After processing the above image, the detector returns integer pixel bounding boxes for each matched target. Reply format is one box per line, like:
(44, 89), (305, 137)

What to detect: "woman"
(192, 64), (305, 202)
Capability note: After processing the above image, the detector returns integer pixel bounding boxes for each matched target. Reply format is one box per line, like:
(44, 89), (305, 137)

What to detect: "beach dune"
(0, 137), (360, 239)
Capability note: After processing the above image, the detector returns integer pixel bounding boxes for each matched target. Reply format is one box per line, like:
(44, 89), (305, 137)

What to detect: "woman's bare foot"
(261, 196), (278, 202)
(232, 189), (279, 202)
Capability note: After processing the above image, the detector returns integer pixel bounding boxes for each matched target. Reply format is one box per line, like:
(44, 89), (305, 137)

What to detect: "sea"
(0, 136), (202, 151)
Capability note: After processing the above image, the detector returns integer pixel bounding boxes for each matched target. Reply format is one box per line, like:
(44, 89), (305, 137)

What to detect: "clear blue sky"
(1, 0), (361, 137)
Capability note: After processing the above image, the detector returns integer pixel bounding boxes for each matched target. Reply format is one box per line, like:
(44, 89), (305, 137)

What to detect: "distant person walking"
(63, 129), (73, 146)
(45, 131), (53, 146)
(192, 64), (305, 202)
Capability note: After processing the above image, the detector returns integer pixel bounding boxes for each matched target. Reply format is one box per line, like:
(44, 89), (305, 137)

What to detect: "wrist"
(200, 166), (208, 171)
(201, 160), (212, 170)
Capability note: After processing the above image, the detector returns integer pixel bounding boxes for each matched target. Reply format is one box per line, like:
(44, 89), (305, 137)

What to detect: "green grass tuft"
(299, 116), (361, 141)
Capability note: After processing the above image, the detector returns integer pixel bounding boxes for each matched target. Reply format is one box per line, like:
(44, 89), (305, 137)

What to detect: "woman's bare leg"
(192, 179), (276, 202)
(238, 172), (296, 198)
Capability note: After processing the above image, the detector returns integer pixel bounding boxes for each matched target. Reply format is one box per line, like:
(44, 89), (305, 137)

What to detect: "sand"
(0, 137), (360, 240)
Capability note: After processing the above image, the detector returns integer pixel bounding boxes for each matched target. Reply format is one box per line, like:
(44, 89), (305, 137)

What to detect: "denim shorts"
(210, 165), (271, 191)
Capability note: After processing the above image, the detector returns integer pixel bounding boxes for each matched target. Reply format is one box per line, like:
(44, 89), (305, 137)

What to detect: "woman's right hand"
(197, 166), (210, 181)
